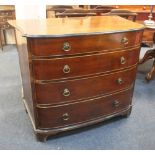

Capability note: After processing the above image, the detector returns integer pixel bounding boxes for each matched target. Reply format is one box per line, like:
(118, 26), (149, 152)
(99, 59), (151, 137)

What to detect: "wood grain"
(37, 88), (133, 129)
(32, 47), (140, 81)
(29, 31), (142, 57)
(8, 16), (144, 37)
(35, 67), (136, 105)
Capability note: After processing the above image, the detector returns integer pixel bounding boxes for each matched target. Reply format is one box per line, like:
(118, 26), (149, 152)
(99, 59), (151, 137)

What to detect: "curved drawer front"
(33, 47), (140, 81)
(35, 67), (136, 105)
(0, 16), (14, 22)
(37, 88), (133, 129)
(0, 11), (13, 16)
(29, 31), (142, 57)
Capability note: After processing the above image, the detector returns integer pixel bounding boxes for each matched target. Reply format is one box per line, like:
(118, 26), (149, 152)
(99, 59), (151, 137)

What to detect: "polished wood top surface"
(8, 16), (144, 37)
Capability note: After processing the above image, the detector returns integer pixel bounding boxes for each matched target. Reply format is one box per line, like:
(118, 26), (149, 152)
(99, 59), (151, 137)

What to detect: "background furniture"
(88, 5), (115, 15)
(55, 9), (96, 18)
(9, 16), (144, 141)
(0, 5), (15, 50)
(142, 28), (155, 47)
(46, 5), (115, 18)
(46, 5), (73, 18)
(139, 25), (155, 81)
(113, 5), (155, 21)
(104, 9), (137, 22)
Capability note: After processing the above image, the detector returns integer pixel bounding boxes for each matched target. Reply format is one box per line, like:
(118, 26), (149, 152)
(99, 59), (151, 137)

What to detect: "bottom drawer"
(37, 88), (133, 129)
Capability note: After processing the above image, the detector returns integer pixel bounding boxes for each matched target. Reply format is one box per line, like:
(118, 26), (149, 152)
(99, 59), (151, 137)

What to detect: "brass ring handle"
(62, 113), (69, 121)
(120, 56), (126, 65)
(63, 65), (70, 74)
(63, 88), (70, 97)
(63, 42), (71, 52)
(113, 100), (120, 108)
(117, 78), (123, 84)
(121, 37), (128, 45)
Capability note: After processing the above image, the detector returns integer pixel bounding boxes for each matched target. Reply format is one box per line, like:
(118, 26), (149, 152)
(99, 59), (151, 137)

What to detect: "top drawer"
(28, 31), (143, 57)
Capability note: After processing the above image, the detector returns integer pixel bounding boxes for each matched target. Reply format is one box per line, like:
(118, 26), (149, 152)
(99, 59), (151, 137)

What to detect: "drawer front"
(0, 23), (12, 29)
(33, 47), (140, 80)
(37, 88), (133, 129)
(29, 31), (142, 57)
(35, 67), (136, 105)
(0, 11), (13, 16)
(0, 17), (14, 22)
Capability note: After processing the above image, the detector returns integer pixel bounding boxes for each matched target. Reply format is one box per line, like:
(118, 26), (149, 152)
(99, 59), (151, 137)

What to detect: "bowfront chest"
(9, 16), (144, 141)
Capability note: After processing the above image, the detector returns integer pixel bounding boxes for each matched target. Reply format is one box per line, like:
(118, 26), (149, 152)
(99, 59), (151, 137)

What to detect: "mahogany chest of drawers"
(8, 16), (144, 141)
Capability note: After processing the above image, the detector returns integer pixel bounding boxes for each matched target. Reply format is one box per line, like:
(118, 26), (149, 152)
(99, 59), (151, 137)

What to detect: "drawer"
(29, 31), (143, 57)
(0, 23), (12, 29)
(35, 67), (136, 105)
(0, 11), (13, 16)
(0, 17), (14, 22)
(37, 88), (133, 129)
(33, 47), (140, 80)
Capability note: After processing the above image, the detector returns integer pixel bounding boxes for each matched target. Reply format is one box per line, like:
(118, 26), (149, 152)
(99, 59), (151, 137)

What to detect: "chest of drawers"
(8, 16), (144, 141)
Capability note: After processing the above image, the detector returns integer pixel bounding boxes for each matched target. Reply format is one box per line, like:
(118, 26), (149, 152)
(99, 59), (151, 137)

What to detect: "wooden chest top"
(8, 16), (144, 37)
